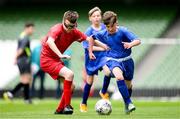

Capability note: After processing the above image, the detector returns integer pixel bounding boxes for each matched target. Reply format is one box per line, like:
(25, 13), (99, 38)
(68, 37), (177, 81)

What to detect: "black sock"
(128, 88), (132, 97)
(11, 82), (24, 95)
(24, 84), (30, 100)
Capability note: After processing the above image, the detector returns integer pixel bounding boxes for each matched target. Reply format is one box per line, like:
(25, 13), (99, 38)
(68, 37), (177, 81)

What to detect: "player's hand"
(60, 55), (71, 60)
(89, 52), (96, 60)
(103, 44), (110, 51)
(122, 42), (132, 49)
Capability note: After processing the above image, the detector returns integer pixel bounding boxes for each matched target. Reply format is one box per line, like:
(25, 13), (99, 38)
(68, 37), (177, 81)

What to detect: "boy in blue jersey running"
(89, 11), (141, 114)
(80, 7), (111, 112)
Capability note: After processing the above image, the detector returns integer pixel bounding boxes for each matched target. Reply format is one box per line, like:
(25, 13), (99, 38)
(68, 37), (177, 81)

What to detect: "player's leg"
(99, 65), (111, 99)
(3, 73), (31, 102)
(56, 77), (75, 113)
(81, 67), (95, 97)
(56, 79), (61, 98)
(57, 66), (74, 114)
(3, 82), (24, 101)
(39, 70), (45, 99)
(81, 66), (87, 91)
(123, 80), (134, 114)
(30, 71), (38, 98)
(3, 62), (29, 101)
(125, 80), (132, 97)
(123, 59), (135, 114)
(80, 74), (94, 112)
(112, 67), (135, 114)
(21, 73), (32, 104)
(123, 59), (134, 98)
(17, 59), (32, 104)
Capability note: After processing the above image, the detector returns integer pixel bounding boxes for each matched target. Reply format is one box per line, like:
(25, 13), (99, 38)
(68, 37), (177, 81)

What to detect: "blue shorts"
(106, 58), (134, 80)
(84, 50), (107, 76)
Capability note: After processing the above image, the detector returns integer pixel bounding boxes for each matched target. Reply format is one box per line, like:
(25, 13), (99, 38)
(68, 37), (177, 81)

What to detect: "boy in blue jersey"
(89, 11), (141, 114)
(80, 7), (111, 112)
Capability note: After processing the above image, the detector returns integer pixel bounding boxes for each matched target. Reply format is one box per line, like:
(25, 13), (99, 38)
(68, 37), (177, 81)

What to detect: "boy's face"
(106, 23), (117, 34)
(26, 26), (34, 36)
(63, 19), (77, 32)
(89, 11), (102, 25)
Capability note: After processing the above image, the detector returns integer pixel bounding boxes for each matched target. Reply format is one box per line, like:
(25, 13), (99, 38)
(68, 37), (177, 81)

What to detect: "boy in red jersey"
(40, 10), (107, 115)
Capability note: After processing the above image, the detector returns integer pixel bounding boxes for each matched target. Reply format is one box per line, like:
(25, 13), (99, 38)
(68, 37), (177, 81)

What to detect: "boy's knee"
(87, 79), (93, 84)
(86, 76), (94, 84)
(66, 71), (74, 80)
(103, 69), (111, 77)
(116, 76), (124, 81)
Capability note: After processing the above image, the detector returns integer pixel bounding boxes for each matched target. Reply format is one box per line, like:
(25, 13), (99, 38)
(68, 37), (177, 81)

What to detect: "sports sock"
(57, 93), (65, 111)
(117, 80), (132, 105)
(11, 82), (24, 95)
(101, 76), (111, 94)
(63, 80), (72, 107)
(24, 84), (30, 100)
(82, 83), (92, 105)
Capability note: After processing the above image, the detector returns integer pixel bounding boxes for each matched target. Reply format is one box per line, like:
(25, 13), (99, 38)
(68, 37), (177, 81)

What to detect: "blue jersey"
(82, 23), (106, 75)
(82, 23), (106, 49)
(93, 26), (138, 80)
(93, 26), (138, 58)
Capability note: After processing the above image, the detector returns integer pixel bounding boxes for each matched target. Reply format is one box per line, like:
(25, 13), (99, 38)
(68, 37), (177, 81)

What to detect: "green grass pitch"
(0, 98), (179, 119)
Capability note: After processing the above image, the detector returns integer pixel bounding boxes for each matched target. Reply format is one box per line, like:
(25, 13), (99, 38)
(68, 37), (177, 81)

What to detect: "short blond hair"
(88, 7), (101, 17)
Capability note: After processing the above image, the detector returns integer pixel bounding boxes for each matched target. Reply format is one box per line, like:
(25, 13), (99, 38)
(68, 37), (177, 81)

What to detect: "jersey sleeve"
(74, 29), (87, 42)
(82, 27), (92, 49)
(121, 27), (138, 42)
(92, 32), (104, 43)
(48, 25), (61, 41)
(82, 40), (89, 49)
(85, 27), (92, 37)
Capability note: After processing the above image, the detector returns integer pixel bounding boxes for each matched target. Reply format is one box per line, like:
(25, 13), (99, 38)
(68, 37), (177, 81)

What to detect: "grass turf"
(0, 98), (179, 119)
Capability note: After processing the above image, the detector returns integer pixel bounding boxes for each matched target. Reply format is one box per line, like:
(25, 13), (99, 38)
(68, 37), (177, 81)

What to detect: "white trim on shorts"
(106, 55), (132, 62)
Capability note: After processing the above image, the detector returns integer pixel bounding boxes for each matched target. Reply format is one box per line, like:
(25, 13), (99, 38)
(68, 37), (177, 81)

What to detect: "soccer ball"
(95, 99), (112, 115)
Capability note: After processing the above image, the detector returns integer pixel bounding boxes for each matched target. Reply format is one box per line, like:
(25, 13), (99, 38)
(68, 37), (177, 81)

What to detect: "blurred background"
(0, 0), (180, 99)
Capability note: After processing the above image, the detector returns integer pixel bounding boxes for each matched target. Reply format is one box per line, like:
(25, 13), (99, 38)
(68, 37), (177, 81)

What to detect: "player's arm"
(14, 49), (23, 64)
(86, 36), (96, 60)
(15, 38), (29, 64)
(92, 46), (105, 51)
(121, 27), (141, 49)
(46, 37), (70, 59)
(94, 40), (110, 51)
(122, 39), (141, 49)
(85, 29), (108, 51)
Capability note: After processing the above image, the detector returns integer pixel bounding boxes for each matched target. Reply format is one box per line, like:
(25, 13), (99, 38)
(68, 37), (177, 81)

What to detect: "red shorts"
(40, 54), (64, 80)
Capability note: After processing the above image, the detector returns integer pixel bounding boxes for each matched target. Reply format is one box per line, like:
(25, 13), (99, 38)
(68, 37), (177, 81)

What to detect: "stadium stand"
(136, 45), (180, 89)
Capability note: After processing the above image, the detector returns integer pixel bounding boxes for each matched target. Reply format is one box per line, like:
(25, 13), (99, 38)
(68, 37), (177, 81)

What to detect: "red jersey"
(41, 23), (87, 58)
(40, 23), (87, 80)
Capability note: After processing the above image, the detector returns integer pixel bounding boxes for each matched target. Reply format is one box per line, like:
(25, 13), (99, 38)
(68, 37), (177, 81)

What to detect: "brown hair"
(63, 10), (79, 24)
(103, 11), (117, 26)
(88, 7), (101, 17)
(25, 22), (34, 28)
